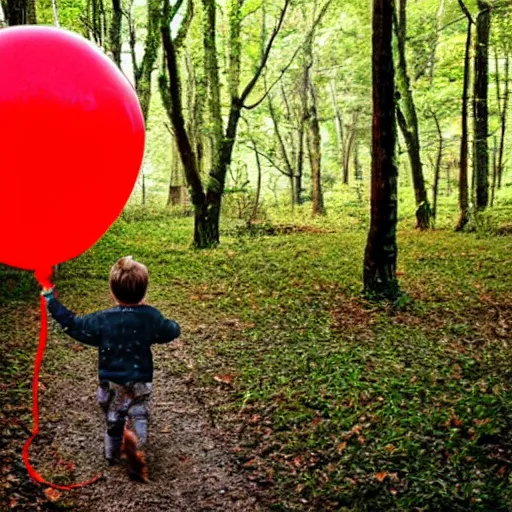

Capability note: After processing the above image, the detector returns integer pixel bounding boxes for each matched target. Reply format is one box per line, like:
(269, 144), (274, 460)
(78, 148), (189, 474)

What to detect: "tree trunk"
(354, 135), (362, 181)
(496, 51), (509, 190)
(3, 0), (28, 24)
(110, 0), (122, 67)
(27, 0), (36, 23)
(163, 0), (290, 248)
(473, 0), (490, 210)
(394, 0), (431, 230)
(134, 0), (162, 122)
(364, 0), (399, 300)
(309, 83), (325, 216)
(203, 0), (223, 174)
(268, 91), (296, 207)
(250, 139), (263, 222)
(456, 1), (472, 231)
(432, 111), (443, 221)
(427, 0), (445, 84)
(343, 111), (360, 184)
(51, 0), (60, 26)
(491, 135), (497, 206)
(295, 124), (305, 205)
(329, 79), (346, 184)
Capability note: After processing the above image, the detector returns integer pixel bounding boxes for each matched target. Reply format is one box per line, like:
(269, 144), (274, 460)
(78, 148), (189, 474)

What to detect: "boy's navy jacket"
(47, 298), (180, 384)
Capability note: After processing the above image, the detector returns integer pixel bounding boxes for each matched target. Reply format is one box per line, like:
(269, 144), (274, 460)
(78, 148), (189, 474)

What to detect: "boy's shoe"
(122, 427), (148, 483)
(106, 457), (121, 466)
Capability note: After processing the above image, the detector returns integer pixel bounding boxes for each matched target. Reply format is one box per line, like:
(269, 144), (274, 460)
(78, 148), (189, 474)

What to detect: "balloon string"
(22, 272), (101, 491)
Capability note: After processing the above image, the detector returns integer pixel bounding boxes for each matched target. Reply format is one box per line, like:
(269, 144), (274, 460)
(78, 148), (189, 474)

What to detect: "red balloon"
(0, 26), (145, 271)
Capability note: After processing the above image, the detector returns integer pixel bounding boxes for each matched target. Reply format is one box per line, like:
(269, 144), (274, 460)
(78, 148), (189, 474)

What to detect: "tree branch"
(458, 0), (474, 24)
(240, 0), (291, 105)
(245, 146), (291, 177)
(244, 0), (332, 110)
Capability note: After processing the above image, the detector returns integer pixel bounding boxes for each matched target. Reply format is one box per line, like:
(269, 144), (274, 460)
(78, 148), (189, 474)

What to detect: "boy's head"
(109, 256), (148, 305)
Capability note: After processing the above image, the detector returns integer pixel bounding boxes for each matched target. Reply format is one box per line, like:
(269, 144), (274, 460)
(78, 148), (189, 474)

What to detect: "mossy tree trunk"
(364, 0), (399, 300)
(473, 0), (491, 210)
(162, 0), (291, 248)
(393, 0), (432, 230)
(456, 0), (473, 231)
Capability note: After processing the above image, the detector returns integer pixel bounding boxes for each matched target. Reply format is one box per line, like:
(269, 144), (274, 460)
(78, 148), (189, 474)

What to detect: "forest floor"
(2, 205), (512, 511)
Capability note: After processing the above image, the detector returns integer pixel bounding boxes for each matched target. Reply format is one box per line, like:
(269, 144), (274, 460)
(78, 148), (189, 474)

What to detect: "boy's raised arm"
(43, 289), (101, 347)
(153, 311), (180, 344)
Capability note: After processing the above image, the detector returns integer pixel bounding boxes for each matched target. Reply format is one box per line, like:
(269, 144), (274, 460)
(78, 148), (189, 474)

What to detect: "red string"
(22, 269), (101, 491)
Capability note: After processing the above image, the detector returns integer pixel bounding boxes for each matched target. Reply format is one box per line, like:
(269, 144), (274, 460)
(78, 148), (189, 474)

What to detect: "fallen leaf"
(312, 416), (322, 426)
(474, 418), (492, 426)
(450, 415), (463, 428)
(160, 426), (171, 433)
(375, 472), (388, 483)
(390, 489), (398, 495)
(292, 456), (303, 467)
(337, 441), (347, 453)
(357, 435), (366, 445)
(385, 444), (396, 453)
(44, 488), (62, 503)
(249, 414), (261, 424)
(213, 374), (233, 385)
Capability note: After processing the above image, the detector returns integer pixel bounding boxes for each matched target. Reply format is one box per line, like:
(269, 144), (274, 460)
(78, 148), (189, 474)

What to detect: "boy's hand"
(41, 287), (55, 301)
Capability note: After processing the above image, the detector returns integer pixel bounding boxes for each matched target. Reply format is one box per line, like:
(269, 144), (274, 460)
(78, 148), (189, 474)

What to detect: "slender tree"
(2, 0), (35, 25)
(393, 0), (431, 230)
(304, 0), (331, 216)
(473, 0), (491, 210)
(431, 111), (443, 221)
(364, 0), (399, 299)
(162, 0), (292, 247)
(456, 0), (473, 231)
(110, 0), (122, 67)
(494, 40), (510, 190)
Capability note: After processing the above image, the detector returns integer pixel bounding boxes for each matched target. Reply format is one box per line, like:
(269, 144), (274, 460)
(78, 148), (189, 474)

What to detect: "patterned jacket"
(47, 298), (180, 384)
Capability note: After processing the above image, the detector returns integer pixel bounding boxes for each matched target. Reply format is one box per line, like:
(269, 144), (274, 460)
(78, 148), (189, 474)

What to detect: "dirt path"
(29, 324), (263, 511)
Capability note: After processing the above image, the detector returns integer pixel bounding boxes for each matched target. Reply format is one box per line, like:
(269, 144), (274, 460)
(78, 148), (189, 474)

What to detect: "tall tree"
(2, 0), (35, 24)
(110, 0), (122, 67)
(456, 0), (473, 231)
(393, 0), (431, 230)
(162, 0), (291, 247)
(473, 0), (491, 210)
(364, 0), (399, 299)
(431, 111), (443, 221)
(304, 0), (331, 216)
(492, 9), (510, 191)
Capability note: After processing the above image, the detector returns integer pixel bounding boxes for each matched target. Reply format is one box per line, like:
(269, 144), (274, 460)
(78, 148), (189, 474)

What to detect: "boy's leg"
(97, 381), (111, 415)
(104, 384), (130, 463)
(127, 383), (152, 448)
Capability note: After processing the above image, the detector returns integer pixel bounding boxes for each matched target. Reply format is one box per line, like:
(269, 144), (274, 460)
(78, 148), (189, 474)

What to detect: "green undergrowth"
(1, 203), (512, 511)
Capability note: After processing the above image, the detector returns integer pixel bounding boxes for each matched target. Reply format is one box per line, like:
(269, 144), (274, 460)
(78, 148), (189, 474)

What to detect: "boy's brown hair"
(109, 256), (148, 305)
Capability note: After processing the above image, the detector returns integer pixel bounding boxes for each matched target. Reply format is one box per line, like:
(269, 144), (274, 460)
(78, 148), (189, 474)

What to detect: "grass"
(2, 191), (512, 510)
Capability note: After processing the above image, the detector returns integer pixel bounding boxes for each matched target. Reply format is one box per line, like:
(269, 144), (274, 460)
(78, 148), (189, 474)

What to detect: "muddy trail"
(2, 315), (265, 512)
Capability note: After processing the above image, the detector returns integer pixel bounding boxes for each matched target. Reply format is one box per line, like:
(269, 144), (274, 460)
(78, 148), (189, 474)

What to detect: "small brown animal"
(122, 426), (148, 483)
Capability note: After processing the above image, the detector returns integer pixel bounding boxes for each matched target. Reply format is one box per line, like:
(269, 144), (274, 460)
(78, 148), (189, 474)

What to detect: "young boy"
(42, 256), (180, 481)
